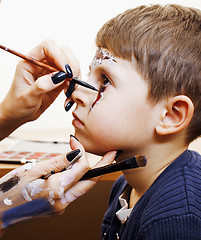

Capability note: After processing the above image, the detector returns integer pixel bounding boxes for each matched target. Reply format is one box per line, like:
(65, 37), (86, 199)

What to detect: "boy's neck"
(121, 142), (189, 205)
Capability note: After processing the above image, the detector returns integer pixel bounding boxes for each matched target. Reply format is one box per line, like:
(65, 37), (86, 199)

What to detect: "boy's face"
(71, 48), (161, 156)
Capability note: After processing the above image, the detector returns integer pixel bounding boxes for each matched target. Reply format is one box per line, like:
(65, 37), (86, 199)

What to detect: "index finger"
(28, 39), (67, 72)
(22, 150), (82, 179)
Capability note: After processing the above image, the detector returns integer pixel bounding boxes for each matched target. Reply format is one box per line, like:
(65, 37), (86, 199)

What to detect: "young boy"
(69, 4), (201, 239)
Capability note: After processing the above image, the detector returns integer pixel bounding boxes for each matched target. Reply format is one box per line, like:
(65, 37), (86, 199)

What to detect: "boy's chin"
(86, 148), (106, 157)
(74, 134), (114, 156)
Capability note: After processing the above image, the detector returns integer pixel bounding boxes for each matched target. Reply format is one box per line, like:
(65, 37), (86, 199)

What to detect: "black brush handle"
(80, 156), (138, 180)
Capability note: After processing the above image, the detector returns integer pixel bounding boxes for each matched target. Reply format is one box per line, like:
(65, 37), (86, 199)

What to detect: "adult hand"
(0, 136), (116, 230)
(0, 39), (80, 140)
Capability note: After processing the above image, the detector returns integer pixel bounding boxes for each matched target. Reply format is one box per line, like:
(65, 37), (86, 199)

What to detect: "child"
(69, 4), (201, 239)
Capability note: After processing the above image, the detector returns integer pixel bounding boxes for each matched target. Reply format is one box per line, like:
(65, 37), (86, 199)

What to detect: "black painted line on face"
(0, 175), (20, 193)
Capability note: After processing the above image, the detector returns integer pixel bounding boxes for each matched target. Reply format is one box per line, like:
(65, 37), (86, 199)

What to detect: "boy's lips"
(72, 112), (84, 127)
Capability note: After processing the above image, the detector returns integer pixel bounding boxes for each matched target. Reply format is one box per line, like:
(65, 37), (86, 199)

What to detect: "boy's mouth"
(72, 112), (84, 127)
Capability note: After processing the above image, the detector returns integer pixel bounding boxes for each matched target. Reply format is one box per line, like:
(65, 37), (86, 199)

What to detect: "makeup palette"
(0, 140), (70, 164)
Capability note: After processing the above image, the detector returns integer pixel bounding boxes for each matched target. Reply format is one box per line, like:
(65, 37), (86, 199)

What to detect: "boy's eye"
(99, 74), (111, 92)
(101, 74), (111, 86)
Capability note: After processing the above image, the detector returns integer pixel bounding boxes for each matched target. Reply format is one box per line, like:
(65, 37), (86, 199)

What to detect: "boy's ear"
(156, 95), (194, 135)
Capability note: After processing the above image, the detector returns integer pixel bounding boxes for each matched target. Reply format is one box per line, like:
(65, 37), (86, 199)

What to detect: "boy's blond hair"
(96, 4), (201, 143)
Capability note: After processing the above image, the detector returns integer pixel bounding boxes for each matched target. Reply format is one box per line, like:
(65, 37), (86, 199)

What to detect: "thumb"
(69, 135), (116, 168)
(69, 135), (85, 152)
(93, 151), (117, 168)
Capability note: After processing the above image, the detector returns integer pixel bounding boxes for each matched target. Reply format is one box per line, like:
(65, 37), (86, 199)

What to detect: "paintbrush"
(0, 159), (37, 164)
(80, 155), (147, 180)
(0, 44), (99, 92)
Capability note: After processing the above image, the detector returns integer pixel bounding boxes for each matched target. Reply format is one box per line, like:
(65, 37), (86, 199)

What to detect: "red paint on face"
(91, 85), (106, 109)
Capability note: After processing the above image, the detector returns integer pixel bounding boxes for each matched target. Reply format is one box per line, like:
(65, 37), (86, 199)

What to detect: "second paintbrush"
(80, 155), (147, 180)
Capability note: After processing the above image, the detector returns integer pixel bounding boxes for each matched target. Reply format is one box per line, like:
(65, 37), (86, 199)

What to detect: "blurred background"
(0, 0), (200, 131)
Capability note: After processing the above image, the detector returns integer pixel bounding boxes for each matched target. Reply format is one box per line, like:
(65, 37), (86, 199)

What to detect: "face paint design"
(1, 198), (53, 229)
(59, 172), (76, 205)
(21, 179), (45, 202)
(0, 163), (35, 197)
(0, 175), (20, 193)
(62, 189), (86, 205)
(20, 162), (36, 172)
(93, 48), (116, 65)
(90, 49), (116, 110)
(90, 86), (106, 110)
(48, 191), (55, 206)
(3, 198), (13, 206)
(58, 163), (81, 205)
(21, 188), (32, 202)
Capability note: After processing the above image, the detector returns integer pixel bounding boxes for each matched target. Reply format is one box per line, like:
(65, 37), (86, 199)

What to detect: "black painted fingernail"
(65, 101), (74, 111)
(66, 149), (81, 162)
(115, 150), (122, 160)
(70, 134), (79, 142)
(65, 80), (76, 98)
(51, 71), (68, 84)
(65, 64), (73, 78)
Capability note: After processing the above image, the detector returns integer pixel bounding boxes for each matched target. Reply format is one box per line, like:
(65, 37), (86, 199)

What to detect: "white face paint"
(20, 162), (36, 172)
(93, 48), (116, 65)
(48, 191), (55, 206)
(3, 198), (13, 206)
(21, 179), (45, 202)
(61, 189), (86, 205)
(58, 163), (81, 205)
(89, 48), (116, 110)
(21, 188), (32, 202)
(28, 179), (45, 197)
(58, 163), (78, 188)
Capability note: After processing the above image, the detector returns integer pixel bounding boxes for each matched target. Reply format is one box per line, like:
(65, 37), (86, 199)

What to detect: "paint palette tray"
(0, 140), (70, 164)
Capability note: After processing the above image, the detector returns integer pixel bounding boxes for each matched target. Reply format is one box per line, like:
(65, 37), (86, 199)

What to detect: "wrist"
(0, 100), (22, 140)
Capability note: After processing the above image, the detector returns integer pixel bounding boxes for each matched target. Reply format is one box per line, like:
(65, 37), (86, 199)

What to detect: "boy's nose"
(71, 85), (97, 107)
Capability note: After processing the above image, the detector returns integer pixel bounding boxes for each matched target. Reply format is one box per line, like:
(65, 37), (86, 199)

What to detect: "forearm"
(0, 104), (18, 141)
(0, 100), (23, 141)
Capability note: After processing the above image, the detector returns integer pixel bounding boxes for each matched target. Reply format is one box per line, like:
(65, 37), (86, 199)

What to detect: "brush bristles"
(135, 155), (147, 167)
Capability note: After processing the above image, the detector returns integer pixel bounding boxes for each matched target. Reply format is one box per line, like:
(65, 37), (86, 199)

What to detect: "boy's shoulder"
(109, 149), (201, 210)
(140, 150), (201, 226)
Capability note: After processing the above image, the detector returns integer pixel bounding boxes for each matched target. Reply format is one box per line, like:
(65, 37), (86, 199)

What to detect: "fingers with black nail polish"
(65, 80), (76, 98)
(51, 71), (68, 84)
(64, 149), (82, 170)
(65, 101), (74, 112)
(66, 149), (81, 162)
(70, 134), (79, 142)
(42, 150), (82, 178)
(65, 64), (73, 78)
(51, 64), (74, 84)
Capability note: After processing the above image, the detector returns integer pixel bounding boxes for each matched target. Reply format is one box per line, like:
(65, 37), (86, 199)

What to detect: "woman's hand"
(0, 136), (116, 230)
(0, 39), (80, 140)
